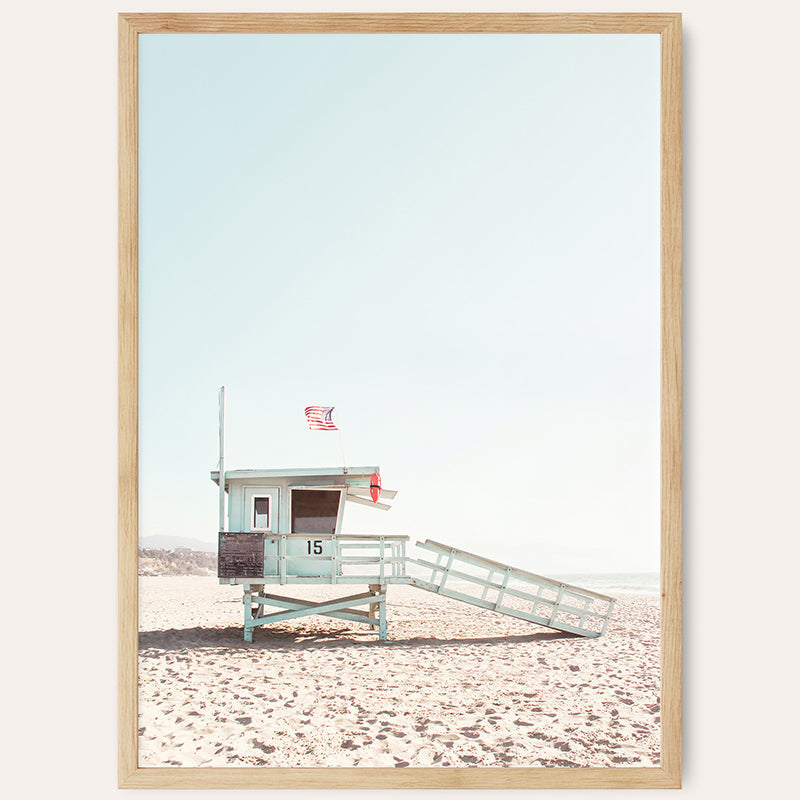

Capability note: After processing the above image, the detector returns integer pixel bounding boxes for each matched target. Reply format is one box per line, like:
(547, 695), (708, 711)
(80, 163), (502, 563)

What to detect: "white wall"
(2, 1), (798, 798)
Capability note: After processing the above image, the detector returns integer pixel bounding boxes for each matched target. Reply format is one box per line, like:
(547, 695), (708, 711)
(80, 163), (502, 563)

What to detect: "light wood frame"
(119, 12), (681, 790)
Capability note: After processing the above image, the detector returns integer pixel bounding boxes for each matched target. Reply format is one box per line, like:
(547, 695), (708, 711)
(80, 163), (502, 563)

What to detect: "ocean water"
(549, 572), (660, 594)
(404, 562), (660, 595)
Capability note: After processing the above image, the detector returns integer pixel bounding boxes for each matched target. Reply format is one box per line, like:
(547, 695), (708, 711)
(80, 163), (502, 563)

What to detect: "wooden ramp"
(407, 540), (616, 638)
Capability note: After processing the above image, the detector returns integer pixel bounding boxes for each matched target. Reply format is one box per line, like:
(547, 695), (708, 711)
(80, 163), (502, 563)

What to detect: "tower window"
(252, 496), (270, 530)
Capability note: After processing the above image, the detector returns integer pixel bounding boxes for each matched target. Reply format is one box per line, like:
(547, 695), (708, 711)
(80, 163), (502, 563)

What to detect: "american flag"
(304, 406), (338, 431)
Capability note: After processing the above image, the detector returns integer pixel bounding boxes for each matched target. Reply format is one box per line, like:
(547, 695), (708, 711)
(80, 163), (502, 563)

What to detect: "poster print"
(119, 13), (681, 790)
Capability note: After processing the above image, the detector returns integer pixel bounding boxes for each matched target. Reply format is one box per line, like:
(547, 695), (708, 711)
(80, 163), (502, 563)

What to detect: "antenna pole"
(335, 407), (347, 474)
(218, 386), (226, 532)
(338, 428), (347, 474)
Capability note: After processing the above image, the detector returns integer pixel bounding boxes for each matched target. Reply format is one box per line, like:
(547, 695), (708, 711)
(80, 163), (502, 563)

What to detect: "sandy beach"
(138, 577), (660, 768)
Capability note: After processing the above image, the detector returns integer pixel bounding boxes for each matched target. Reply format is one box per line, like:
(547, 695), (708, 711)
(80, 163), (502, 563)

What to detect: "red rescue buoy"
(369, 472), (381, 503)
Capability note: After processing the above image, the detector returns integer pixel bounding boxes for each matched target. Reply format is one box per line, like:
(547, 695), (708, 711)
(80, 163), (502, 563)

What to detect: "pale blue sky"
(139, 33), (661, 574)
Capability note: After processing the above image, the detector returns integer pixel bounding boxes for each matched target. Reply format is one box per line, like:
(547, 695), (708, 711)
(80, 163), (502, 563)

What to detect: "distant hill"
(140, 535), (217, 553)
(138, 547), (217, 577)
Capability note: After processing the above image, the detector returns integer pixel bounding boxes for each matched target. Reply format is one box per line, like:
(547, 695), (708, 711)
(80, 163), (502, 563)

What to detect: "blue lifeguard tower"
(212, 390), (616, 642)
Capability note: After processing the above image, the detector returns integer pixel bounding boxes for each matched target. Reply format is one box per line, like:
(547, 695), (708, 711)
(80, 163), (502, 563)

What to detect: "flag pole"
(218, 386), (226, 532)
(334, 406), (347, 474)
(338, 427), (347, 474)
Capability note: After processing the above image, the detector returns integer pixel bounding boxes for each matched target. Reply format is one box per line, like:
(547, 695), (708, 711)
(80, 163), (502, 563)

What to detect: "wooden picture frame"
(119, 12), (681, 789)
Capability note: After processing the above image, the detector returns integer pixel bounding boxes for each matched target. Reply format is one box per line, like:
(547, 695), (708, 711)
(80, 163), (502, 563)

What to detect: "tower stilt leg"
(369, 583), (388, 641)
(243, 587), (254, 643)
(378, 584), (387, 641)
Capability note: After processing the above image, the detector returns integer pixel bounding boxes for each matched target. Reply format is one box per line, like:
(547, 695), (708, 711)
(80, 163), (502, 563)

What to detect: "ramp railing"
(408, 539), (616, 637)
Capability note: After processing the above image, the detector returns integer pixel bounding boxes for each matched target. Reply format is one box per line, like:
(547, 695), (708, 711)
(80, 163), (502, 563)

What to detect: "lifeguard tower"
(212, 464), (409, 641)
(212, 391), (616, 642)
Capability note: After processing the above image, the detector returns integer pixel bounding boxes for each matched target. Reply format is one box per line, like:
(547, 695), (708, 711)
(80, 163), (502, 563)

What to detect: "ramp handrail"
(409, 540), (616, 638)
(418, 539), (615, 602)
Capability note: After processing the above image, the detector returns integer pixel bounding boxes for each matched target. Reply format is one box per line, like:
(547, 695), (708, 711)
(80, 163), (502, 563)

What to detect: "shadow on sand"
(138, 626), (580, 654)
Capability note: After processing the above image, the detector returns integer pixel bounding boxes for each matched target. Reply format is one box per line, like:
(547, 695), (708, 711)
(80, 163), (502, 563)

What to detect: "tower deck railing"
(219, 533), (410, 585)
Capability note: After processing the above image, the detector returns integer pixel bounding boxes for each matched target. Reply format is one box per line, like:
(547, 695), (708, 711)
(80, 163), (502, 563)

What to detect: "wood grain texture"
(117, 12), (139, 790)
(118, 12), (682, 790)
(120, 12), (681, 34)
(120, 765), (682, 790)
(659, 13), (683, 791)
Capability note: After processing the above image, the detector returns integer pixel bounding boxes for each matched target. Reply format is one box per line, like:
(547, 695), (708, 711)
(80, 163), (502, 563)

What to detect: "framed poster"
(119, 13), (681, 789)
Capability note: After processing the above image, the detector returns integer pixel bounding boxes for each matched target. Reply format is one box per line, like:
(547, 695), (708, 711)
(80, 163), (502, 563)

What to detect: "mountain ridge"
(140, 534), (217, 553)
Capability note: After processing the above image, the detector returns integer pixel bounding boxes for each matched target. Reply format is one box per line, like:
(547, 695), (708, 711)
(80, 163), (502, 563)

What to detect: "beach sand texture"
(138, 577), (660, 768)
